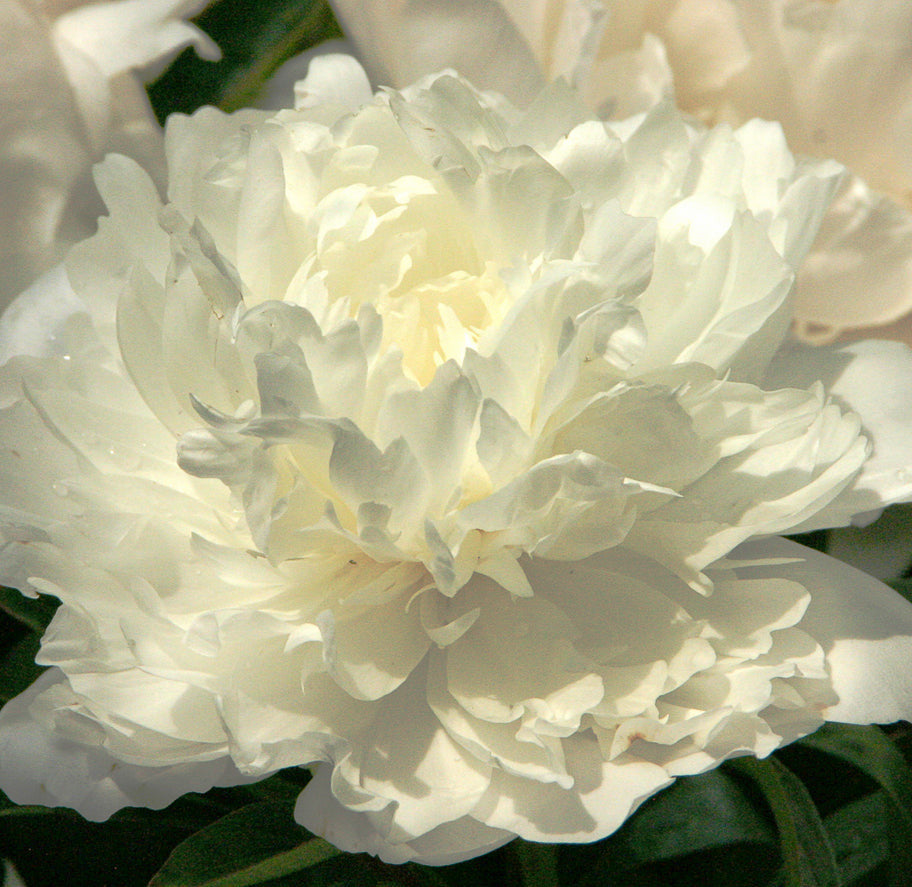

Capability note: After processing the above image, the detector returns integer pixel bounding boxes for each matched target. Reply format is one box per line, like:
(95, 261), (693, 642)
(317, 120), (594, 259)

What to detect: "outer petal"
(735, 537), (912, 726)
(0, 0), (218, 309)
(53, 0), (219, 83)
(471, 731), (672, 843)
(295, 764), (513, 866)
(329, 0), (544, 105)
(764, 338), (912, 525)
(291, 52), (373, 112)
(0, 670), (255, 821)
(2, 861), (25, 887)
(259, 41), (358, 111)
(794, 178), (912, 341)
(0, 1), (95, 307)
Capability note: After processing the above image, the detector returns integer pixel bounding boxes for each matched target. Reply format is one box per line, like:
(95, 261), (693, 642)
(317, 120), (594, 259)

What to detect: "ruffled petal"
(0, 670), (254, 821)
(0, 0), (219, 309)
(733, 537), (912, 725)
(52, 0), (219, 82)
(472, 731), (672, 843)
(764, 338), (912, 526)
(295, 764), (513, 866)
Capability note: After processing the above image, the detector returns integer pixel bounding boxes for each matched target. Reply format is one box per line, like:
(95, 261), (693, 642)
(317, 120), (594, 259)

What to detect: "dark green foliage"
(147, 0), (342, 121)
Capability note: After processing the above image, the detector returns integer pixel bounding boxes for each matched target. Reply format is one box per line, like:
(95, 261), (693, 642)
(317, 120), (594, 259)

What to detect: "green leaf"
(238, 768), (311, 805)
(784, 531), (829, 554)
(798, 723), (912, 885)
(148, 800), (340, 887)
(614, 768), (776, 866)
(148, 0), (342, 121)
(0, 587), (57, 634)
(513, 840), (559, 887)
(0, 804), (207, 887)
(574, 769), (778, 887)
(887, 578), (912, 605)
(728, 757), (841, 887)
(823, 792), (891, 885)
(0, 803), (69, 819)
(0, 632), (44, 703)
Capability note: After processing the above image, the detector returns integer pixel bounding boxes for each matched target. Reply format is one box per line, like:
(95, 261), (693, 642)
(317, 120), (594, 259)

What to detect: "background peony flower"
(3, 56), (912, 865)
(328, 0), (912, 346)
(0, 0), (219, 311)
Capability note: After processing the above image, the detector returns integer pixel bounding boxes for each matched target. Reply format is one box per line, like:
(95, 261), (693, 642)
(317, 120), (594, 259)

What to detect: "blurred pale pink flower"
(329, 0), (912, 345)
(0, 0), (219, 309)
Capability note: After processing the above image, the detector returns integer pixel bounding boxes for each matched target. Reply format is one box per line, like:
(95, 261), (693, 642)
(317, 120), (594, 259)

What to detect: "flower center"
(313, 175), (512, 385)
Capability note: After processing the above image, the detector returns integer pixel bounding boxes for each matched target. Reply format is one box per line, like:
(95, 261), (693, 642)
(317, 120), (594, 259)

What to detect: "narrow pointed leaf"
(823, 792), (891, 884)
(0, 588), (57, 634)
(148, 0), (342, 120)
(798, 723), (912, 885)
(729, 757), (841, 887)
(0, 632), (43, 703)
(148, 801), (340, 887)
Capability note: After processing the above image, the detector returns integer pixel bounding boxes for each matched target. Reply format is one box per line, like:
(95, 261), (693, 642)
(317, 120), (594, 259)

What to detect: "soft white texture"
(0, 0), (218, 309)
(327, 0), (912, 344)
(2, 57), (912, 865)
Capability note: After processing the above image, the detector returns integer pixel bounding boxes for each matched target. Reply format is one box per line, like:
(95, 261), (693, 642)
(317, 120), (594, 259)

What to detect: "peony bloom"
(3, 56), (912, 865)
(329, 0), (912, 345)
(0, 0), (219, 310)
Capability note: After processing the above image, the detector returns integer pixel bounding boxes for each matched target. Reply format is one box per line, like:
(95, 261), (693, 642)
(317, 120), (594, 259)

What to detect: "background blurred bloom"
(0, 0), (219, 310)
(329, 0), (912, 345)
(2, 57), (912, 865)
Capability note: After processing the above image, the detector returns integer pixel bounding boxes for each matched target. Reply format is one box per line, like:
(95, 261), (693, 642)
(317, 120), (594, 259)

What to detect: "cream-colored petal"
(764, 338), (912, 525)
(0, 670), (253, 821)
(472, 731), (672, 843)
(733, 537), (912, 725)
(794, 178), (912, 340)
(329, 0), (544, 104)
(295, 764), (513, 865)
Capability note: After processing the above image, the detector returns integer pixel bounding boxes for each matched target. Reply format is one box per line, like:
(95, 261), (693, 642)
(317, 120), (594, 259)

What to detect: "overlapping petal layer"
(328, 0), (912, 344)
(0, 0), (218, 309)
(1, 58), (912, 864)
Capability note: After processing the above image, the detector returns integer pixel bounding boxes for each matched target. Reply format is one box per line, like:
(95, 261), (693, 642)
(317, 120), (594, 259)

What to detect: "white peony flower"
(328, 0), (912, 346)
(3, 56), (912, 865)
(0, 0), (219, 310)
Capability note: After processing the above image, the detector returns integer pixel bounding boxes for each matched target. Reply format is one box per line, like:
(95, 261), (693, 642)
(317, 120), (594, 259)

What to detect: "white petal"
(330, 0), (544, 104)
(734, 537), (912, 726)
(291, 52), (373, 113)
(258, 40), (353, 110)
(53, 0), (219, 82)
(794, 178), (912, 340)
(295, 764), (513, 865)
(0, 670), (253, 821)
(0, 2), (94, 308)
(472, 731), (672, 843)
(764, 338), (912, 525)
(0, 265), (87, 366)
